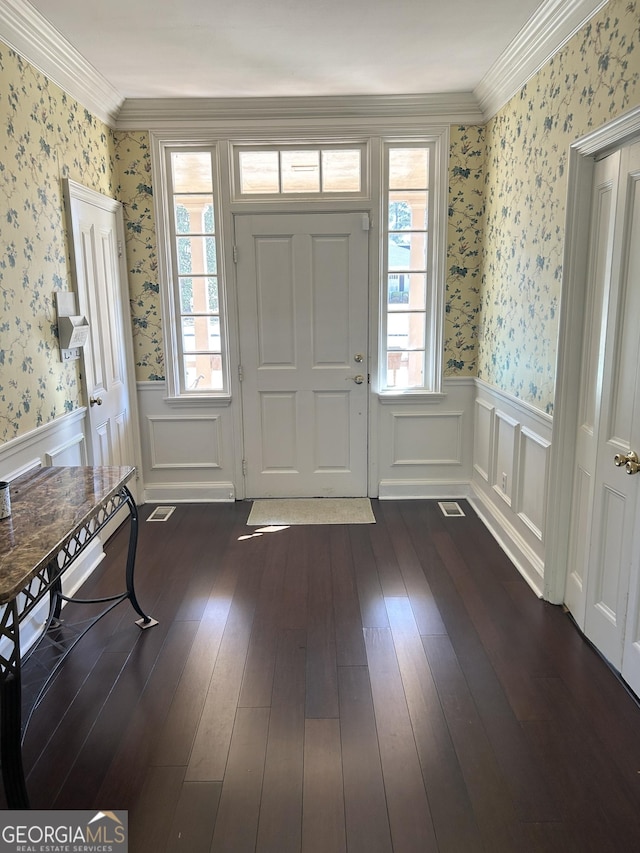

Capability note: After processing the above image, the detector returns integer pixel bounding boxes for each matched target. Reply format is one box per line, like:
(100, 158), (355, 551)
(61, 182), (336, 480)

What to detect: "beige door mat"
(247, 498), (375, 526)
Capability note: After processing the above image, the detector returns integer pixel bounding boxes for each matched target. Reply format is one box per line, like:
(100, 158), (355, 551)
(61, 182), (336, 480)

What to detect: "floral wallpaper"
(2, 0), (640, 447)
(445, 125), (484, 376)
(480, 0), (640, 413)
(113, 133), (163, 381)
(0, 44), (116, 443)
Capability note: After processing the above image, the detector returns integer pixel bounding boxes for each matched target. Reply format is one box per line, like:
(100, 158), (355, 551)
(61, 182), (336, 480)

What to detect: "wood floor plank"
(364, 626), (439, 853)
(97, 619), (200, 806)
(281, 526), (309, 631)
(186, 539), (263, 781)
(166, 781), (222, 852)
(338, 665), (393, 853)
(305, 528), (339, 718)
(302, 719), (346, 853)
(379, 502), (447, 635)
(384, 596), (484, 853)
(152, 528), (246, 767)
(238, 530), (289, 708)
(329, 526), (367, 667)
(25, 650), (130, 807)
(52, 615), (178, 808)
(422, 633), (521, 851)
(129, 765), (185, 853)
(256, 629), (306, 853)
(405, 507), (559, 823)
(368, 504), (407, 597)
(209, 707), (270, 853)
(348, 526), (389, 629)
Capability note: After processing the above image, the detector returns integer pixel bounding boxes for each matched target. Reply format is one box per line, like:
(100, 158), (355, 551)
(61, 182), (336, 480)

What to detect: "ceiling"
(27, 0), (546, 101)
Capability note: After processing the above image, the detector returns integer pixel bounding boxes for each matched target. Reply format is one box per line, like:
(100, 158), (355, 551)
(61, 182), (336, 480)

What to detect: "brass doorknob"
(614, 450), (639, 474)
(89, 396), (103, 407)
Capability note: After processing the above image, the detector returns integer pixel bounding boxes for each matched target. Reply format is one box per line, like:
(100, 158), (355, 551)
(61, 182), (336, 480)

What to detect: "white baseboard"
(143, 481), (236, 503)
(377, 480), (473, 500)
(468, 483), (544, 597)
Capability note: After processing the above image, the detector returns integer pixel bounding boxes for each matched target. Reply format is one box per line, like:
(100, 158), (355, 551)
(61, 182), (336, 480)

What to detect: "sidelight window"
(381, 142), (444, 393)
(161, 147), (228, 396)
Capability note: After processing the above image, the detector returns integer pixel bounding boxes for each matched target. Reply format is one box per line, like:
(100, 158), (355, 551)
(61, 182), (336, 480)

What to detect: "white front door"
(65, 180), (141, 501)
(565, 141), (640, 694)
(235, 212), (369, 498)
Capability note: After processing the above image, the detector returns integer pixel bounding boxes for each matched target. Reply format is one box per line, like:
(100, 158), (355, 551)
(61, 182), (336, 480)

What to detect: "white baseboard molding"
(143, 481), (236, 503)
(468, 482), (545, 598)
(377, 480), (474, 500)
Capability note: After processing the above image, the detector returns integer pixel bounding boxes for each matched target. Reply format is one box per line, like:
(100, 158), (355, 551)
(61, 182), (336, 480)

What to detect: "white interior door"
(565, 142), (640, 693)
(65, 180), (141, 502)
(235, 212), (369, 498)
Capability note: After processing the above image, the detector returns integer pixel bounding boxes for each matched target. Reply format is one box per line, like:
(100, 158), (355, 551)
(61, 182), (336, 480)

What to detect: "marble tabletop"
(0, 466), (134, 604)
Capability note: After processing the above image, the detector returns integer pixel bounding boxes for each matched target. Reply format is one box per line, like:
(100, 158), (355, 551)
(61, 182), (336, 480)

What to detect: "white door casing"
(564, 151), (621, 625)
(65, 180), (142, 502)
(564, 141), (640, 692)
(235, 212), (369, 498)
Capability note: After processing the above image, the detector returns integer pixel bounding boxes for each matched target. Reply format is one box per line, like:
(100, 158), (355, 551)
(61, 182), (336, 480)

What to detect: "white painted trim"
(378, 481), (473, 500)
(475, 377), (553, 428)
(147, 415), (223, 470)
(469, 483), (545, 597)
(475, 0), (608, 121)
(44, 431), (87, 466)
(117, 94), (484, 130)
(545, 105), (640, 604)
(0, 0), (123, 127)
(0, 408), (87, 470)
(143, 482), (236, 503)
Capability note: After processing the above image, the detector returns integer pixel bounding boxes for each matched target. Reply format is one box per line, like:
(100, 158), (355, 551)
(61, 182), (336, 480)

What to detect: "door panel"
(236, 212), (369, 497)
(65, 180), (140, 501)
(567, 142), (640, 689)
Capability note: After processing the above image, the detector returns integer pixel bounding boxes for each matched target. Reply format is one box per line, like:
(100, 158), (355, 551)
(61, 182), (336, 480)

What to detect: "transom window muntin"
(167, 148), (226, 393)
(383, 144), (432, 390)
(234, 144), (366, 197)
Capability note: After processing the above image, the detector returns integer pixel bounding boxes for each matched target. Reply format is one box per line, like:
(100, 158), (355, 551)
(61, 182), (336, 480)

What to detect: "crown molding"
(0, 0), (123, 127)
(116, 92), (484, 131)
(475, 0), (609, 121)
(0, 0), (608, 132)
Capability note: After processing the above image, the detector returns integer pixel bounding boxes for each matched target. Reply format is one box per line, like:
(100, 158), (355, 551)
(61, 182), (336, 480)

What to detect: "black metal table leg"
(123, 487), (157, 630)
(0, 601), (29, 808)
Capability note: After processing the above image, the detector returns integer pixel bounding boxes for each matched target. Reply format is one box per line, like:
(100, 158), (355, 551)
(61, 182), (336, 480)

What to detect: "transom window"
(234, 144), (364, 197)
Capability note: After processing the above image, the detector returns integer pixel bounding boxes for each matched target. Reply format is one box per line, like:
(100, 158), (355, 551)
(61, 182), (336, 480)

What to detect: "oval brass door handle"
(89, 396), (103, 407)
(346, 374), (365, 385)
(614, 450), (639, 474)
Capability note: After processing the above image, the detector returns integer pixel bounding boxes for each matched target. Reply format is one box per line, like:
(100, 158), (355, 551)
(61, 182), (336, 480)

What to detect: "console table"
(0, 465), (157, 808)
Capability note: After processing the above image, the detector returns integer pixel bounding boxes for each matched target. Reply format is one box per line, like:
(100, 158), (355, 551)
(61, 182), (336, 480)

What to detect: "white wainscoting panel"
(391, 411), (463, 466)
(0, 408), (87, 481)
(470, 380), (553, 597)
(137, 382), (239, 502)
(473, 398), (494, 482)
(492, 411), (519, 508)
(517, 427), (551, 541)
(148, 416), (223, 469)
(376, 378), (475, 499)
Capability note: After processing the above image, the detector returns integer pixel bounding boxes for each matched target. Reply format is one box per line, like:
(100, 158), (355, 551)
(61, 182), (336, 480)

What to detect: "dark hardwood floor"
(12, 499), (640, 851)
